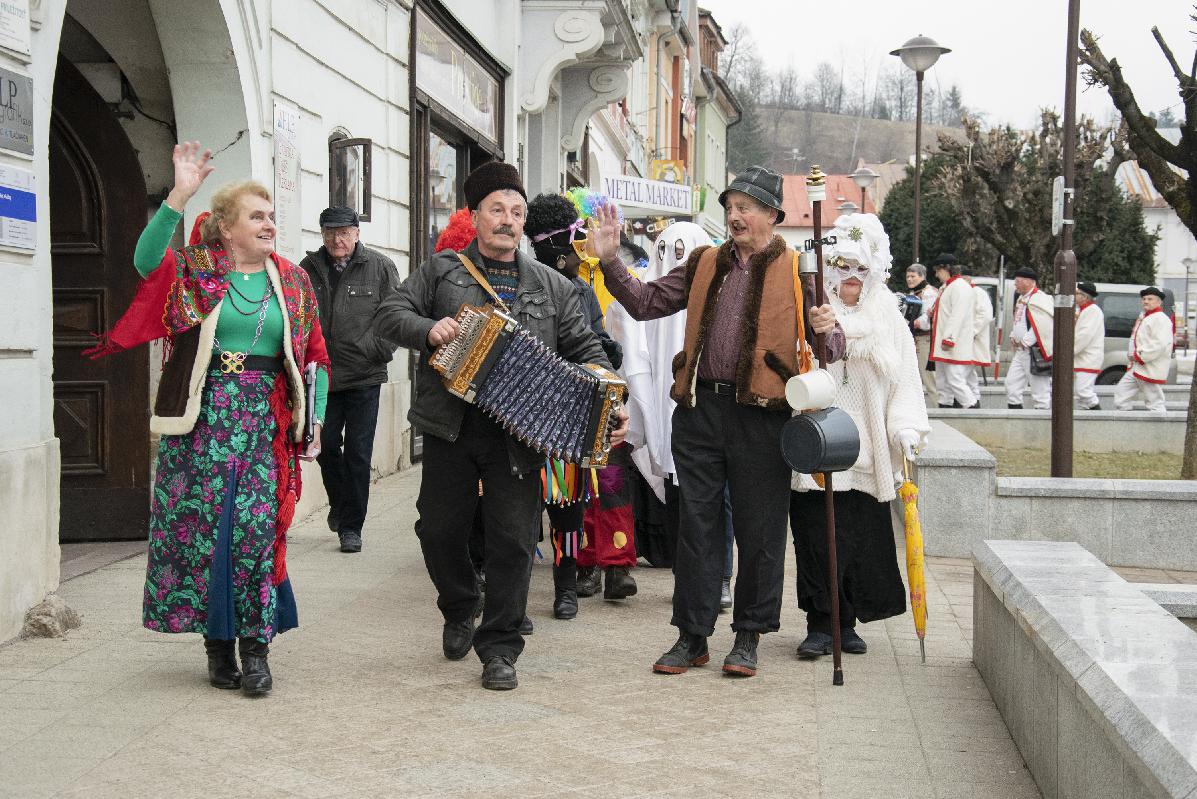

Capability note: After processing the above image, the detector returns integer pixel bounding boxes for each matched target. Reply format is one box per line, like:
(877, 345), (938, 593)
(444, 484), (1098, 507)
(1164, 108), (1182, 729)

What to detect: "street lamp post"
(850, 166), (879, 212)
(1050, 0), (1081, 478)
(890, 36), (950, 266)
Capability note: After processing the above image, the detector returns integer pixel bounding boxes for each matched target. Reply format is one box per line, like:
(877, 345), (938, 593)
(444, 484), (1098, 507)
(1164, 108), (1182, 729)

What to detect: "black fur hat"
(463, 161), (526, 210)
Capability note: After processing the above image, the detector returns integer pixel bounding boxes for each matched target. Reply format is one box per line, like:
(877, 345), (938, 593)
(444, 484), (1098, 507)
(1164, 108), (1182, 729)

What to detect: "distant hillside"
(754, 106), (967, 174)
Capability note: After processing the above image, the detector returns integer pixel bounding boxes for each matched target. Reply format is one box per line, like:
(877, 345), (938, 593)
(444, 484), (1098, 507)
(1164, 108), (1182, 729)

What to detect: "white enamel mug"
(785, 369), (836, 411)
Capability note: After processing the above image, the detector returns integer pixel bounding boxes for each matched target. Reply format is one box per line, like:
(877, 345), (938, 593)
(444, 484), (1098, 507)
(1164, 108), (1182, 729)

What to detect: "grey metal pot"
(780, 408), (861, 474)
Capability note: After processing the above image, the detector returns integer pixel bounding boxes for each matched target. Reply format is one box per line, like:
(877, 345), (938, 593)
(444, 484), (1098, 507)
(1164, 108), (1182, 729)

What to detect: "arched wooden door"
(50, 57), (150, 541)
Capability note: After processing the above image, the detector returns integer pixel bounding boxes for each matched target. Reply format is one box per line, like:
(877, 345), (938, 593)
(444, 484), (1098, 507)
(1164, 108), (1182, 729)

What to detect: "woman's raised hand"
(166, 141), (214, 212)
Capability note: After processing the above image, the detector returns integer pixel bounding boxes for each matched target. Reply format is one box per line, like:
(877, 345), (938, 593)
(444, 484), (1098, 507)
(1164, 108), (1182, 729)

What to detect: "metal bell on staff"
(777, 165), (861, 687)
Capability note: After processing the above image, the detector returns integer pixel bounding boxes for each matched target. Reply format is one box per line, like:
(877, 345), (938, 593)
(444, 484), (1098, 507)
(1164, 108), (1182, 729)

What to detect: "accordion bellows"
(431, 304), (627, 467)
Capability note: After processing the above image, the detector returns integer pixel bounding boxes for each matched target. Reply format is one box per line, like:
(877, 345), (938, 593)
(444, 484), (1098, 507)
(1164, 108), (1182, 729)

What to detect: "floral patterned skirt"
(142, 366), (297, 642)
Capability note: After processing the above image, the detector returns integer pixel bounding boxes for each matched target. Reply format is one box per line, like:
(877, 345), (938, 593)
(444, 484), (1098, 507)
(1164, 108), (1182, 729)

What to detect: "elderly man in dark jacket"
(300, 206), (400, 554)
(374, 161), (627, 691)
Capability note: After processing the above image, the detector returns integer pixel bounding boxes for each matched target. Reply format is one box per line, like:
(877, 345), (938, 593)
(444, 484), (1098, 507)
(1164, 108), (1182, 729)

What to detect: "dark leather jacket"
(374, 240), (611, 475)
(300, 242), (401, 392)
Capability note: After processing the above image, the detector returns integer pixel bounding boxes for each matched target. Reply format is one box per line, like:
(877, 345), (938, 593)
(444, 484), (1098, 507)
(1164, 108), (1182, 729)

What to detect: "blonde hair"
(199, 181), (272, 244)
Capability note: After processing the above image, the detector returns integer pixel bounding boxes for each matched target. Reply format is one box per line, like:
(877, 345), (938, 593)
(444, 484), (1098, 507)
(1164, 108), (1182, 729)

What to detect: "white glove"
(912, 315), (930, 331)
(895, 429), (921, 460)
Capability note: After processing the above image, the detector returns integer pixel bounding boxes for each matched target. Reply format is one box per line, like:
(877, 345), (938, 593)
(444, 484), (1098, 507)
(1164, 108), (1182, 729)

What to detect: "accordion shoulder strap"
(456, 252), (512, 314)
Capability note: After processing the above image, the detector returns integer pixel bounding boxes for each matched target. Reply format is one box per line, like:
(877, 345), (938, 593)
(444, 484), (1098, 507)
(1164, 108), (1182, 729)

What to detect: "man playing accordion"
(373, 161), (628, 691)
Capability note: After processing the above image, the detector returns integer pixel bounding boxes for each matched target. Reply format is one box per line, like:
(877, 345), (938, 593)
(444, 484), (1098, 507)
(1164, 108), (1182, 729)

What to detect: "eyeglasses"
(829, 255), (869, 278)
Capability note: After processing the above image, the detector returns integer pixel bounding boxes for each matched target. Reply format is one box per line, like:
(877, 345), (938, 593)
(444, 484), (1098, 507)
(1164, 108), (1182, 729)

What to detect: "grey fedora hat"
(719, 165), (786, 223)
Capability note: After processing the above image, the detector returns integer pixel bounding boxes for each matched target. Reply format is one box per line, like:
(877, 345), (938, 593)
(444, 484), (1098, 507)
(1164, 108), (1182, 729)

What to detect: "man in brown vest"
(591, 165), (844, 678)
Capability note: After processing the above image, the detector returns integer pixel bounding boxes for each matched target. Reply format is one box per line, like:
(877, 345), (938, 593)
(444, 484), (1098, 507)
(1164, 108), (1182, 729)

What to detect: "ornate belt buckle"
(220, 351), (246, 374)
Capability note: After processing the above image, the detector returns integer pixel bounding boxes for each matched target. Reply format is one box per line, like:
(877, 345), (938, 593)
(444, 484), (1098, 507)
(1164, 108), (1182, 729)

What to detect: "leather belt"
(697, 379), (736, 396)
(209, 352), (283, 374)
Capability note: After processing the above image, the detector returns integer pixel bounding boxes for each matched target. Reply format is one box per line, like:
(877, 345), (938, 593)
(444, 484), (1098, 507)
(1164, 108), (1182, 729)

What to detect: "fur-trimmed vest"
(669, 235), (810, 411)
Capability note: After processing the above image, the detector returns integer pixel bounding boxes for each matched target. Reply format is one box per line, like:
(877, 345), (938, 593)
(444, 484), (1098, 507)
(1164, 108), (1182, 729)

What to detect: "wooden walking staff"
(807, 165), (845, 686)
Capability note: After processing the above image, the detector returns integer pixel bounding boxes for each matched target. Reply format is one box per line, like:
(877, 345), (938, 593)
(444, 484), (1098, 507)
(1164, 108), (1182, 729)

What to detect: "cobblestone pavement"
(0, 467), (1042, 798)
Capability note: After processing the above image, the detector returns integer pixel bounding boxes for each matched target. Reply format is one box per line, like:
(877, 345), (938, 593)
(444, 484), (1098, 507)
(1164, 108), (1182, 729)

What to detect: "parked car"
(969, 277), (1177, 384)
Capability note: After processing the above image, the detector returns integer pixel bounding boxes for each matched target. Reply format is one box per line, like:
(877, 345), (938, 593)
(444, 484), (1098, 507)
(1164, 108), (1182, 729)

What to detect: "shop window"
(329, 134), (372, 221)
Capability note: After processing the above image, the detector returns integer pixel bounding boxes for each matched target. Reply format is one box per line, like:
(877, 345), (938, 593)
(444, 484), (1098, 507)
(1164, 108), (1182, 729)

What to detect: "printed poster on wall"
(0, 162), (35, 249)
(0, 65), (33, 154)
(0, 0), (31, 56)
(273, 103), (301, 262)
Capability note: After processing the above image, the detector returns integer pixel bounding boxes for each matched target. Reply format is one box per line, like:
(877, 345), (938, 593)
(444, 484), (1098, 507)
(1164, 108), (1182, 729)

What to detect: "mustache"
(493, 225), (516, 237)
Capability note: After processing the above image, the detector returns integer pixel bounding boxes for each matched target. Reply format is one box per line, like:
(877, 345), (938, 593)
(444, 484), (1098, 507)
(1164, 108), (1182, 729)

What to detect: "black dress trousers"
(415, 407), (541, 662)
(317, 384), (382, 535)
(669, 385), (792, 637)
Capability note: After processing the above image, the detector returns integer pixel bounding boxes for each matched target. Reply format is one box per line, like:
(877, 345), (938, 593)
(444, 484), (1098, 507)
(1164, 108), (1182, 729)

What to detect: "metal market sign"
(600, 175), (693, 216)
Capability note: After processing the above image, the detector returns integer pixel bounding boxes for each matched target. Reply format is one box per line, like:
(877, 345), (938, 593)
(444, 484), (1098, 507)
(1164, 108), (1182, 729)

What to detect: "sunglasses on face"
(829, 255), (869, 278)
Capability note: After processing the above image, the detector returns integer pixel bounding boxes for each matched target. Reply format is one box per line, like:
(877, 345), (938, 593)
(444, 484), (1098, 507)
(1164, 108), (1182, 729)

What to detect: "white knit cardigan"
(793, 287), (932, 502)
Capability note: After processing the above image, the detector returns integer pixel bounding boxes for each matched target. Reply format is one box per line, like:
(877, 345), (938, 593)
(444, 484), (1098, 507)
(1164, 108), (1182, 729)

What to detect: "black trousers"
(790, 489), (906, 633)
(416, 407), (541, 662)
(670, 386), (792, 636)
(317, 384), (381, 534)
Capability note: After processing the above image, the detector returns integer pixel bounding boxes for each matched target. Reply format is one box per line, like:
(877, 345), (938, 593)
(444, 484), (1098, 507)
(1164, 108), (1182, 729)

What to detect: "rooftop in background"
(775, 173), (876, 229)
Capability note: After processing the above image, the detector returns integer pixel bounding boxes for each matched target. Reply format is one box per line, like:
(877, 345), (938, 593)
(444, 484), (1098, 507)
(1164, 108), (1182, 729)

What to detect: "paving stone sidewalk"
(0, 467), (1041, 798)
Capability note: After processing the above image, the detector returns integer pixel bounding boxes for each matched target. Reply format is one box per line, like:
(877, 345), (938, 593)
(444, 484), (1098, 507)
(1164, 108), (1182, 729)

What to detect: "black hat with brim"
(719, 165), (785, 223)
(1140, 286), (1165, 299)
(320, 206), (359, 228)
(1014, 267), (1037, 280)
(1077, 281), (1098, 298)
(933, 252), (956, 266)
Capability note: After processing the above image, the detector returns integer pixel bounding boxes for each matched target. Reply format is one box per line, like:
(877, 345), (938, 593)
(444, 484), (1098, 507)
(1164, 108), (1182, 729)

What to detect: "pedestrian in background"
(905, 263), (939, 398)
(966, 270), (994, 401)
(1005, 267), (1054, 410)
(1114, 286), (1173, 413)
(301, 207), (401, 554)
(929, 254), (979, 408)
(1073, 282), (1105, 410)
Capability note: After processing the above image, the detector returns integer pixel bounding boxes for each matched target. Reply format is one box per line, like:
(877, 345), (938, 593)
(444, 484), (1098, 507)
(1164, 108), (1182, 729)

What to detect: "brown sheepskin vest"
(669, 235), (806, 411)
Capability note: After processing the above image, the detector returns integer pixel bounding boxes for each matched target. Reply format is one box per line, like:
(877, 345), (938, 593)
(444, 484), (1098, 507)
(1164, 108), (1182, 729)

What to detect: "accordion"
(430, 304), (627, 467)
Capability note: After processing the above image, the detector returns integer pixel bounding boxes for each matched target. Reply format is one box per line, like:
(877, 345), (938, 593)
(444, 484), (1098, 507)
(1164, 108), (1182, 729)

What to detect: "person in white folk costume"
(1073, 282), (1105, 411)
(791, 212), (931, 659)
(1114, 286), (1173, 412)
(1005, 266), (1055, 410)
(966, 271), (994, 400)
(929, 253), (979, 408)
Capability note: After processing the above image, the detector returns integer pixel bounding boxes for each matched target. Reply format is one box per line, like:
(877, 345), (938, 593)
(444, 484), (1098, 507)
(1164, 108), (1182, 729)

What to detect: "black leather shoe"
(722, 630), (760, 677)
(938, 403), (954, 408)
(653, 632), (709, 674)
(481, 655), (518, 690)
(796, 631), (833, 659)
(204, 638), (241, 689)
(338, 531), (362, 553)
(443, 619), (474, 660)
(326, 508), (339, 533)
(1007, 403), (1024, 410)
(575, 566), (601, 597)
(238, 637), (272, 695)
(841, 627), (868, 655)
(603, 566), (637, 600)
(965, 402), (981, 410)
(519, 615), (534, 635)
(1083, 403), (1102, 411)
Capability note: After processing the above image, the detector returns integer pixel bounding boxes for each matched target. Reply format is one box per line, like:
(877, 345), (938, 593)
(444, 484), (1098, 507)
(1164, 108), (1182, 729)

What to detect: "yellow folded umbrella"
(899, 456), (928, 664)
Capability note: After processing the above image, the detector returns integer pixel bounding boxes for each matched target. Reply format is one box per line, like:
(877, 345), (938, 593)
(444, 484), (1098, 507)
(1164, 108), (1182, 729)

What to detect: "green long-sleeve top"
(135, 203), (328, 423)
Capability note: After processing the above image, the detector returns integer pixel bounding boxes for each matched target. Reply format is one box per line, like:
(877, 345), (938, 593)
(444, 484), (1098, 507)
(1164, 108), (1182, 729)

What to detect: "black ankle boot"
(553, 559), (578, 620)
(238, 637), (272, 696)
(575, 566), (601, 597)
(204, 638), (241, 689)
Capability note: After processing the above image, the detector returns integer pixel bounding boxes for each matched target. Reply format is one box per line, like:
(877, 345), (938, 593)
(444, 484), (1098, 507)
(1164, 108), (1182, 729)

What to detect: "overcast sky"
(697, 0), (1191, 128)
